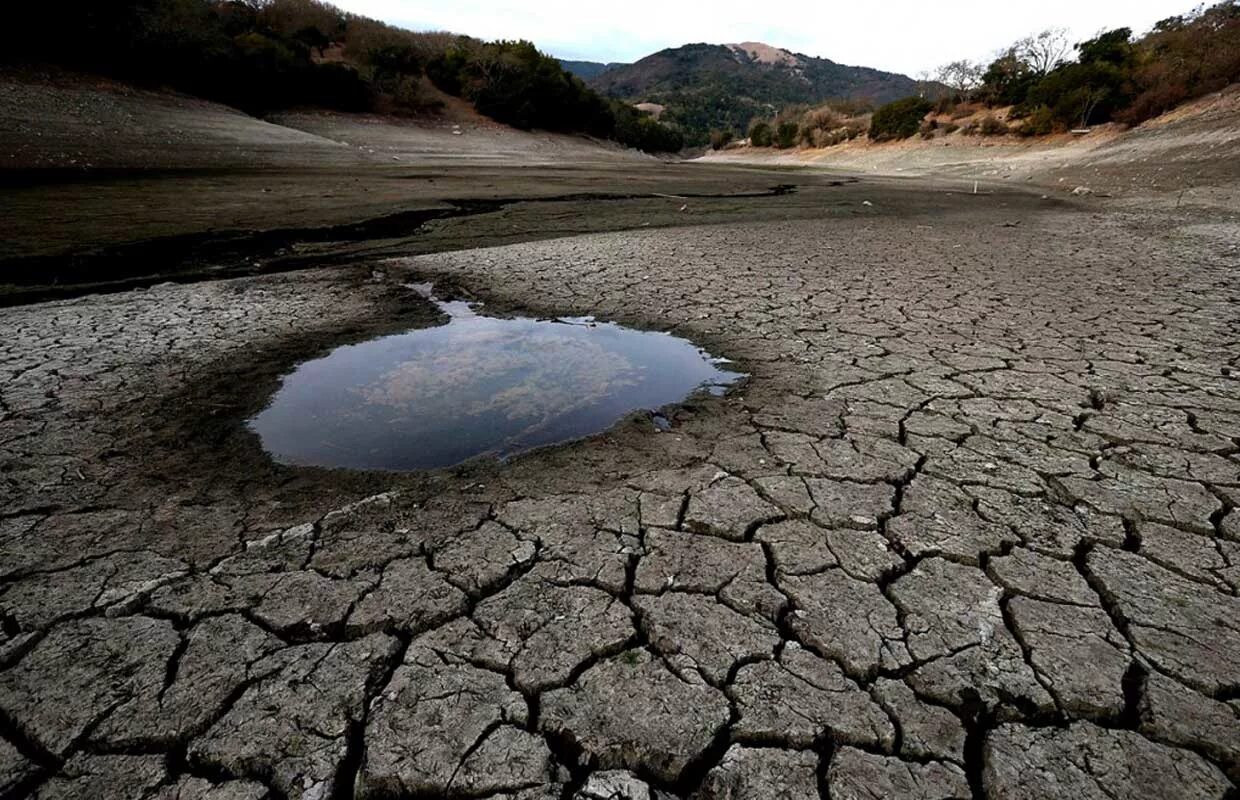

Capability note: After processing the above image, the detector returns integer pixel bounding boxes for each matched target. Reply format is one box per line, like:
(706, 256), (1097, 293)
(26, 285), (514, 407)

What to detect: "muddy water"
(248, 294), (744, 471)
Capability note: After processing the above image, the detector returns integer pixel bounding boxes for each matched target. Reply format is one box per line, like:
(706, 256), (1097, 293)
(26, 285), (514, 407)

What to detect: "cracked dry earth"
(2, 191), (1239, 800)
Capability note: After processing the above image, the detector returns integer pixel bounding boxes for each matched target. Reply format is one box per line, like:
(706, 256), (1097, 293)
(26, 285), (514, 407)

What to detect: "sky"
(329, 0), (1197, 76)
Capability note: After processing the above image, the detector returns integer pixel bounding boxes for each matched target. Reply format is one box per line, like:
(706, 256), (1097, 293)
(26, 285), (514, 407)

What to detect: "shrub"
(943, 122), (961, 134)
(977, 114), (1009, 136)
(313, 62), (374, 111)
(869, 96), (933, 141)
(802, 106), (845, 131)
(808, 129), (838, 147)
(709, 129), (734, 150)
(425, 48), (469, 95)
(775, 121), (800, 148)
(1018, 106), (1057, 136)
(612, 104), (684, 152)
(795, 104), (852, 146)
(749, 120), (773, 147)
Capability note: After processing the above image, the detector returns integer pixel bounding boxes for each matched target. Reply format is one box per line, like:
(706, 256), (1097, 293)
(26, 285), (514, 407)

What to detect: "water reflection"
(249, 292), (744, 471)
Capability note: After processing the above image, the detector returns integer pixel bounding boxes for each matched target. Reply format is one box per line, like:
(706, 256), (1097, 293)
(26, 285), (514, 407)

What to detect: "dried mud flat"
(2, 171), (1240, 800)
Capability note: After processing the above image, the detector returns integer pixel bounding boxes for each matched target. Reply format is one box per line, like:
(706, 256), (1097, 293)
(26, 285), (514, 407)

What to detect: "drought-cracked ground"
(1, 178), (1239, 800)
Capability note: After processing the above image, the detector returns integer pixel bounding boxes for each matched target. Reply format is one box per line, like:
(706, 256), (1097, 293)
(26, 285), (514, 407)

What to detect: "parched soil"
(2, 167), (1239, 799)
(2, 70), (1240, 800)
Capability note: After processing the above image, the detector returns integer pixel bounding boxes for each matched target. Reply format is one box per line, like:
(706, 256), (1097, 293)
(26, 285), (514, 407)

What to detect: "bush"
(809, 129), (839, 147)
(943, 122), (961, 134)
(612, 104), (684, 152)
(775, 121), (800, 148)
(869, 96), (933, 141)
(977, 114), (1009, 136)
(1018, 106), (1057, 136)
(749, 120), (773, 147)
(425, 48), (469, 95)
(844, 121), (868, 140)
(827, 98), (875, 116)
(709, 129), (734, 150)
(313, 62), (374, 111)
(802, 106), (845, 131)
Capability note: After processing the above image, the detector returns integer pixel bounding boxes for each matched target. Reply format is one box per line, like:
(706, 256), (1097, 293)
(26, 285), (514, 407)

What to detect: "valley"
(2, 4), (1239, 800)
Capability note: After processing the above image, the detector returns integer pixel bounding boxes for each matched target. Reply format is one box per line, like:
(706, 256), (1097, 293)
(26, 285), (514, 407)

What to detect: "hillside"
(702, 85), (1240, 210)
(589, 42), (923, 144)
(559, 60), (626, 80)
(9, 0), (687, 154)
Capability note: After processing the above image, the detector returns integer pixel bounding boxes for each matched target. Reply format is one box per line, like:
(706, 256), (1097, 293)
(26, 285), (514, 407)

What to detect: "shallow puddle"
(249, 290), (744, 471)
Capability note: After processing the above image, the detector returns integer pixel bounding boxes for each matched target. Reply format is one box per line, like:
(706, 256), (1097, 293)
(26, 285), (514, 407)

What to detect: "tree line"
(917, 2), (1239, 137)
(741, 1), (1239, 147)
(8, 0), (684, 152)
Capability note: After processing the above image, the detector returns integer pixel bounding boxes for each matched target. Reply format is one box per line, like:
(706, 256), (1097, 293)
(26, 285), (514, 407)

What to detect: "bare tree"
(935, 60), (984, 100)
(1016, 28), (1071, 75)
(915, 69), (934, 98)
(1075, 87), (1111, 128)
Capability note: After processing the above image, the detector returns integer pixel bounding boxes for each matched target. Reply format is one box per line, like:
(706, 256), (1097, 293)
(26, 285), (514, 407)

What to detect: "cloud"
(332, 0), (1194, 74)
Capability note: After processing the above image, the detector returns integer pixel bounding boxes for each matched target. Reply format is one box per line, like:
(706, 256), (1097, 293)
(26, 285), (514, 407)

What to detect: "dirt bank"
(702, 85), (1240, 210)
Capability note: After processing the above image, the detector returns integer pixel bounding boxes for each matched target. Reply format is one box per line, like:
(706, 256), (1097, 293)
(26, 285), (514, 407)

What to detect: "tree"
(935, 60), (984, 100)
(981, 48), (1036, 106)
(914, 69), (934, 98)
(294, 26), (331, 57)
(869, 96), (933, 141)
(1026, 31), (1134, 129)
(1078, 27), (1135, 67)
(1016, 28), (1071, 76)
(709, 129), (734, 150)
(775, 120), (799, 148)
(748, 120), (773, 147)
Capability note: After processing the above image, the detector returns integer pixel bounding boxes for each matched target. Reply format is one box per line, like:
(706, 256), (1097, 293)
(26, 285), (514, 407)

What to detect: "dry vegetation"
(742, 1), (1240, 150)
(7, 0), (684, 152)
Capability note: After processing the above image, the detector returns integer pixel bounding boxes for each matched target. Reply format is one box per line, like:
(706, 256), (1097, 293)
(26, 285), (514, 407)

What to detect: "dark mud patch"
(0, 184), (813, 306)
(0, 206), (461, 306)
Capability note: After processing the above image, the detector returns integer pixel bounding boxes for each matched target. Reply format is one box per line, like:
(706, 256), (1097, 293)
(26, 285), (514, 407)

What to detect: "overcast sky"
(329, 0), (1197, 75)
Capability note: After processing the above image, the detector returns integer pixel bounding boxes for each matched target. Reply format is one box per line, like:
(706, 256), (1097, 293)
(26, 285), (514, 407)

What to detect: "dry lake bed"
(1, 156), (1239, 800)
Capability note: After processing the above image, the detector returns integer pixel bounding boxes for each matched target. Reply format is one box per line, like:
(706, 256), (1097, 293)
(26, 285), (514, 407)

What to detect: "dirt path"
(1, 171), (1237, 798)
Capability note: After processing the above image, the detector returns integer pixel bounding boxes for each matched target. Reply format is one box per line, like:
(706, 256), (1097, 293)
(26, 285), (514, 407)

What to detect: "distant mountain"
(558, 60), (626, 81)
(589, 42), (925, 144)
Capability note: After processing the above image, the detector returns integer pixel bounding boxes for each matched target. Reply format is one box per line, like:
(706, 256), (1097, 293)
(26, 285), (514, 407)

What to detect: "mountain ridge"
(558, 60), (627, 80)
(584, 41), (923, 144)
